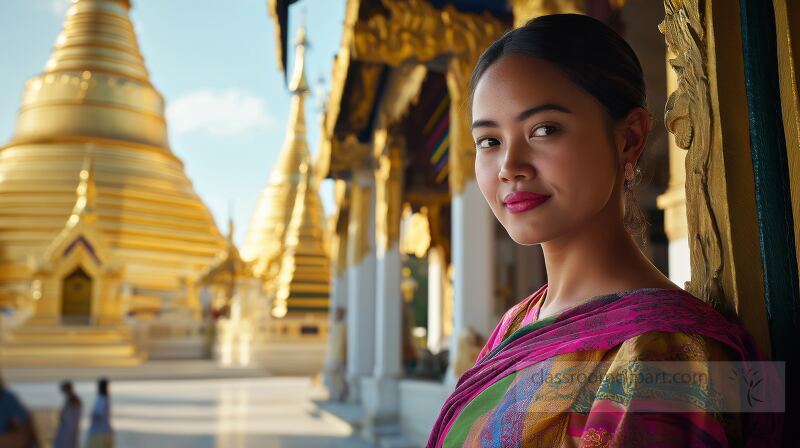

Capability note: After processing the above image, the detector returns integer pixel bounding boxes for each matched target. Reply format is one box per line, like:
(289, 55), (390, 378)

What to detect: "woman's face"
(471, 54), (628, 245)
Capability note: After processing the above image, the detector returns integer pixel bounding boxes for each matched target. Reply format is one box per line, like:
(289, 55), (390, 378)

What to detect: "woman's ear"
(619, 107), (651, 164)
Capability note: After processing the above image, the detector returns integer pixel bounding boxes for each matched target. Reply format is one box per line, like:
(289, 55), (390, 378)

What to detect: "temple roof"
(268, 0), (512, 81)
(197, 218), (253, 285)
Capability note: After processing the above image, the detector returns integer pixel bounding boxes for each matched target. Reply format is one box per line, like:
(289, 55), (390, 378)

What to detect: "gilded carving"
(347, 172), (374, 266)
(510, 0), (628, 27)
(376, 63), (428, 129)
(446, 55), (479, 196)
(353, 0), (445, 66)
(351, 1), (504, 194)
(332, 180), (350, 276)
(374, 128), (405, 254)
(661, 1), (724, 308)
(400, 204), (432, 258)
(329, 134), (372, 177)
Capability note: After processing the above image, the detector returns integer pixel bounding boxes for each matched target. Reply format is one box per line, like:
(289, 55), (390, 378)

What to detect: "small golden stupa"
(0, 0), (224, 364)
(273, 161), (330, 317)
(242, 24), (330, 320)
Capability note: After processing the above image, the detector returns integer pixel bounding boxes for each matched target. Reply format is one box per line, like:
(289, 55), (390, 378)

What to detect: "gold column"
(331, 180), (351, 279)
(445, 57), (477, 196)
(442, 9), (505, 195)
(347, 172), (373, 268)
(661, 0), (770, 354)
(773, 0), (800, 273)
(374, 129), (405, 255)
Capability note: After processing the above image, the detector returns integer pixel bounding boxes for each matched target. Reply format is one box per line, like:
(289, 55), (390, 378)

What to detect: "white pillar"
(323, 270), (348, 399)
(362, 242), (402, 425)
(373, 244), (402, 379)
(345, 170), (376, 402)
(447, 179), (496, 386)
(668, 237), (691, 287)
(427, 245), (445, 353)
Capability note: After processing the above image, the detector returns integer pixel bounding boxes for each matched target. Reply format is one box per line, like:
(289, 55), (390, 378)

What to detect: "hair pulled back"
(469, 14), (650, 244)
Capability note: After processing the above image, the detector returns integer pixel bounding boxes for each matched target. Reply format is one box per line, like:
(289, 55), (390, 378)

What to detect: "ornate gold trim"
(773, 0), (800, 273)
(374, 128), (405, 254)
(661, 0), (770, 354)
(351, 1), (504, 194)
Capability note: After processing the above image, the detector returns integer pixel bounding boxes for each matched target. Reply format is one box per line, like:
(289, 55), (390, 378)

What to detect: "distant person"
(0, 375), (40, 448)
(53, 381), (82, 448)
(85, 378), (112, 448)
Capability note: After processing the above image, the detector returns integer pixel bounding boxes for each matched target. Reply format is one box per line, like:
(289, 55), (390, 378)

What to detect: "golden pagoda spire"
(11, 0), (169, 149)
(242, 23), (313, 275)
(44, 0), (147, 81)
(0, 0), (225, 321)
(271, 20), (312, 185)
(273, 161), (330, 318)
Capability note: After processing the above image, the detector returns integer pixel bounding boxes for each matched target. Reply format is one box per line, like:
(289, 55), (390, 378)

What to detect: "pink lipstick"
(503, 191), (551, 214)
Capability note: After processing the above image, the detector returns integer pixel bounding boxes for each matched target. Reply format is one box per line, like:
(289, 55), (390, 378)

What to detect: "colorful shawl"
(427, 285), (782, 447)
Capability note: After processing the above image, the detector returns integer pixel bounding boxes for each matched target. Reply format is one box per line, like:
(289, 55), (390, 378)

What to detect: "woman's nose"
(498, 142), (535, 182)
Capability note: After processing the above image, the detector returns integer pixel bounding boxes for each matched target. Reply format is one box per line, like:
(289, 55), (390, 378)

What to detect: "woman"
(86, 378), (112, 448)
(53, 381), (82, 448)
(427, 14), (781, 447)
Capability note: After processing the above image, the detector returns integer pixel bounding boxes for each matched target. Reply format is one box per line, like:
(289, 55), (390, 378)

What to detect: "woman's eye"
(475, 137), (500, 150)
(531, 124), (559, 137)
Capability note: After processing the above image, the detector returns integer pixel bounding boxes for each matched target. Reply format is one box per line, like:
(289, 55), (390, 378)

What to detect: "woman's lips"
(503, 191), (551, 214)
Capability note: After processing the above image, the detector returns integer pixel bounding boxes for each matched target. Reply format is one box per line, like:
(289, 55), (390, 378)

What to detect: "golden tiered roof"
(242, 24), (330, 317)
(241, 24), (312, 277)
(0, 0), (224, 311)
(198, 219), (253, 286)
(273, 162), (330, 317)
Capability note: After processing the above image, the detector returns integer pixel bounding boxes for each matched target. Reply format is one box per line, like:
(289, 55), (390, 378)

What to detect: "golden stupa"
(242, 24), (329, 319)
(273, 161), (330, 317)
(0, 0), (224, 344)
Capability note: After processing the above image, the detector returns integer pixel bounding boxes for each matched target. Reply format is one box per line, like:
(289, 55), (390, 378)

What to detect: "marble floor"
(10, 377), (374, 448)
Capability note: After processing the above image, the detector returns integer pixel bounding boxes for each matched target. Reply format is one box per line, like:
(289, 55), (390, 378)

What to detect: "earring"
(624, 162), (634, 182)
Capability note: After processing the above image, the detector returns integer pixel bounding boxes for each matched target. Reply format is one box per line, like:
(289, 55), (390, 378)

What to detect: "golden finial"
(288, 15), (309, 95)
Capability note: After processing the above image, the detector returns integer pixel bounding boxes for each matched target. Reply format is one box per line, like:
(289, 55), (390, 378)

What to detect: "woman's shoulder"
(612, 330), (739, 362)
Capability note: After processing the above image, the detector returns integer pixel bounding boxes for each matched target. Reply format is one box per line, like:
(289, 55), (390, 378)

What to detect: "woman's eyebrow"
(472, 103), (573, 130)
(471, 119), (498, 130)
(515, 103), (572, 122)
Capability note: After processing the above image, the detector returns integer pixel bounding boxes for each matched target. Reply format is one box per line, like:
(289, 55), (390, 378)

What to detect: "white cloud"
(50, 0), (71, 16)
(166, 89), (274, 137)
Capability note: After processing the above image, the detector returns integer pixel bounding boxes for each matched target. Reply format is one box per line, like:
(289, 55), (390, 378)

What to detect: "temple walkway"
(10, 377), (374, 448)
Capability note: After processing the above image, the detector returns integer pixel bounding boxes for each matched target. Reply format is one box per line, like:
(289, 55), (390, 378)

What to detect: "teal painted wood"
(739, 0), (799, 445)
(739, 0), (800, 360)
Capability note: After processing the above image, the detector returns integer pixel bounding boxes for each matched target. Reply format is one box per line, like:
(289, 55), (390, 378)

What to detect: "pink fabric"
(428, 286), (782, 448)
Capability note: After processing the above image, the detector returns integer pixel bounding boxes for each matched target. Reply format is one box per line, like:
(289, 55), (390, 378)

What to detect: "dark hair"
(97, 378), (109, 396)
(469, 14), (649, 244)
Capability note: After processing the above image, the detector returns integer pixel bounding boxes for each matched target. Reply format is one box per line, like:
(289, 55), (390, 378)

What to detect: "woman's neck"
(539, 204), (675, 318)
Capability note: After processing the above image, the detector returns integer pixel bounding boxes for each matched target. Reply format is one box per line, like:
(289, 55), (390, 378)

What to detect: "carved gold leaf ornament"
(350, 0), (504, 194)
(661, 0), (724, 308)
(400, 204), (432, 258)
(353, 0), (444, 66)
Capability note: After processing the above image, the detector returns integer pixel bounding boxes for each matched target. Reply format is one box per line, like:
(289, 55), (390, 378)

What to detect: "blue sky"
(0, 0), (344, 245)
